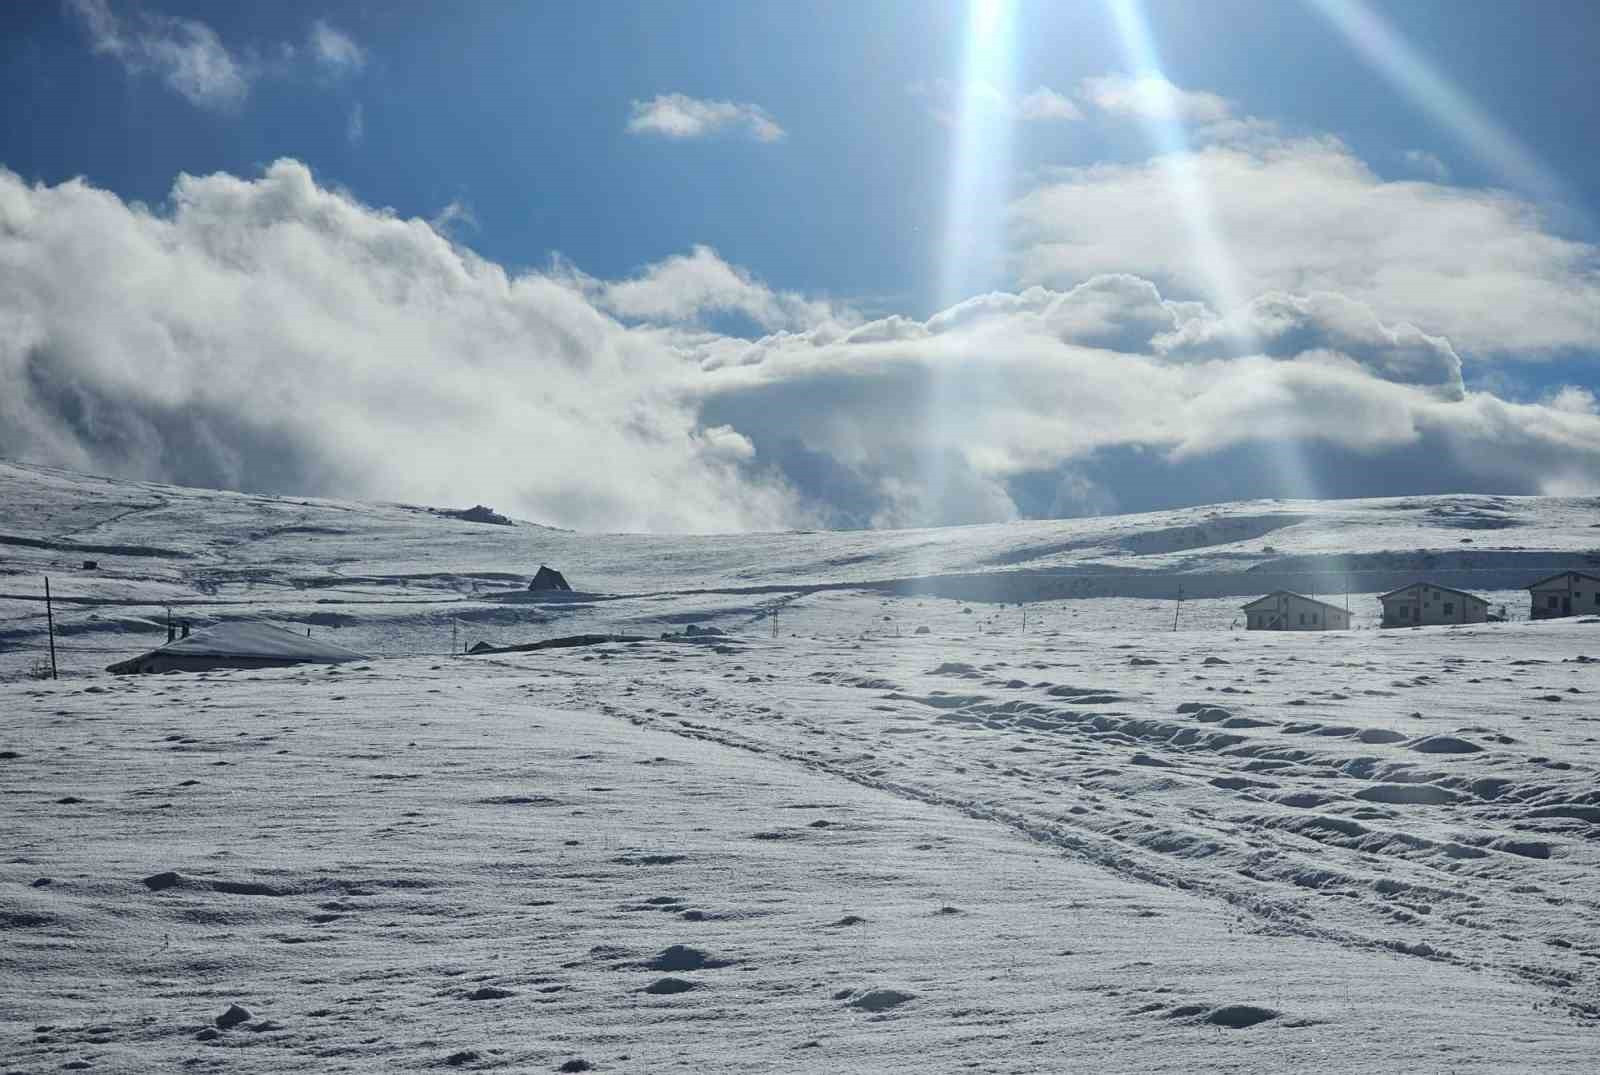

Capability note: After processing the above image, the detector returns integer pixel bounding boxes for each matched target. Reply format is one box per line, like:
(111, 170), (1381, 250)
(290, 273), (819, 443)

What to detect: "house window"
(1443, 602), (1454, 615)
(1298, 613), (1306, 624)
(1549, 595), (1560, 609)
(1311, 612), (1319, 624)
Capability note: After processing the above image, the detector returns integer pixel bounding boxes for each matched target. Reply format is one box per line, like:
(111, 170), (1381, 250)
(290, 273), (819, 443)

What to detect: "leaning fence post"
(44, 577), (58, 680)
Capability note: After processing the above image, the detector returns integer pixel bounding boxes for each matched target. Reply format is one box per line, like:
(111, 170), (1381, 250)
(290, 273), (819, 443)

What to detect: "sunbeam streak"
(920, 0), (1021, 546)
(937, 0), (1019, 307)
(1102, 0), (1249, 329)
(1104, 0), (1323, 501)
(1308, 0), (1577, 215)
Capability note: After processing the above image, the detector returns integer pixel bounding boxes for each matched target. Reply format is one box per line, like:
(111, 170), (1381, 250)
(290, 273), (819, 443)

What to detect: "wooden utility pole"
(1173, 586), (1184, 632)
(44, 577), (58, 680)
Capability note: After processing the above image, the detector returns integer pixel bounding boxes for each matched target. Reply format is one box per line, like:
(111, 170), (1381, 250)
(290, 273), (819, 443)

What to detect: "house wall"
(1244, 594), (1350, 631)
(1379, 585), (1488, 627)
(1530, 574), (1600, 620)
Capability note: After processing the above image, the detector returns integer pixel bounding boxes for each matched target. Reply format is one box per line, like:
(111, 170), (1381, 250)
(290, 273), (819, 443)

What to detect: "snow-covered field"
(3, 460), (1600, 1070)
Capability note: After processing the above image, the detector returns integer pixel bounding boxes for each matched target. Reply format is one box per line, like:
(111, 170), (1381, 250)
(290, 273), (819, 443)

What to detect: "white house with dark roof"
(1241, 591), (1351, 631)
(1527, 570), (1600, 620)
(1378, 582), (1489, 627)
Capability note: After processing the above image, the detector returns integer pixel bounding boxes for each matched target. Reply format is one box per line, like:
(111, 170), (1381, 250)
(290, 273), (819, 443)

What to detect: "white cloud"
(0, 162), (802, 531)
(916, 74), (1253, 142)
(346, 102), (364, 145)
(66, 0), (249, 109)
(693, 311), (1600, 526)
(1403, 148), (1451, 182)
(583, 245), (837, 332)
(914, 80), (1081, 128)
(1079, 74), (1234, 124)
(66, 3), (371, 110)
(1546, 386), (1598, 415)
(309, 19), (365, 76)
(429, 198), (477, 236)
(1157, 290), (1465, 400)
(626, 94), (785, 143)
(3, 161), (1597, 533)
(1011, 135), (1600, 356)
(1018, 87), (1083, 123)
(909, 77), (1009, 128)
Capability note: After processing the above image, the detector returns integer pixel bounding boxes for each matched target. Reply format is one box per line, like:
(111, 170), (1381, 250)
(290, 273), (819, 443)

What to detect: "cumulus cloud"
(580, 245), (837, 332)
(626, 94), (785, 143)
(0, 162), (801, 531)
(1546, 385), (1598, 415)
(66, 0), (249, 109)
(3, 161), (1598, 533)
(1158, 291), (1465, 400)
(1011, 134), (1600, 356)
(691, 274), (1600, 526)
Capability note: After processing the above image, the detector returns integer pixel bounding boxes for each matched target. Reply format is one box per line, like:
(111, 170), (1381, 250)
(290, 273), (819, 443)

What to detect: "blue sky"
(1, 1), (1598, 530)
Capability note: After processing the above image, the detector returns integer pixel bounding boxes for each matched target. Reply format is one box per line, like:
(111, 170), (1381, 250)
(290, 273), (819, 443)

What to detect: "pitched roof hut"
(1526, 570), (1600, 620)
(106, 621), (367, 674)
(1377, 582), (1489, 627)
(1241, 590), (1351, 631)
(528, 565), (573, 592)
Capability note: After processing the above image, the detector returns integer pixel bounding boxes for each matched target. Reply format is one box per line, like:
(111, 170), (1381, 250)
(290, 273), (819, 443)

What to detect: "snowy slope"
(1, 459), (1596, 674)
(4, 460), (1600, 1071)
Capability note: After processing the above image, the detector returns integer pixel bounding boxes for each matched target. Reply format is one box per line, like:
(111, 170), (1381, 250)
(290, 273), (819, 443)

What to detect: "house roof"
(109, 621), (366, 669)
(1376, 582), (1489, 604)
(1525, 570), (1600, 590)
(1241, 591), (1350, 616)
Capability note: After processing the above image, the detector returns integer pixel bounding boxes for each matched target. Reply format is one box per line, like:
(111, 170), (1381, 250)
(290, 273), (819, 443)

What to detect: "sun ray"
(1308, 0), (1576, 214)
(1103, 0), (1320, 504)
(937, 0), (1019, 308)
(918, 0), (1023, 544)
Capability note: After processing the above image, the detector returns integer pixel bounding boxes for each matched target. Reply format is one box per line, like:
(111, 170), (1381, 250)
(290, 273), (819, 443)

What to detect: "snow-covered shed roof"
(107, 621), (366, 672)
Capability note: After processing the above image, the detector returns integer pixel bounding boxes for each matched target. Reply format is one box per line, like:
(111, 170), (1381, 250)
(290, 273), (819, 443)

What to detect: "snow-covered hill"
(4, 460), (1600, 1071)
(1, 459), (1595, 674)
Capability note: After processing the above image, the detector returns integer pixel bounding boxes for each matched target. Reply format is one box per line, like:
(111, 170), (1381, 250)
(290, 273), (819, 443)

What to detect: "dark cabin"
(528, 565), (573, 592)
